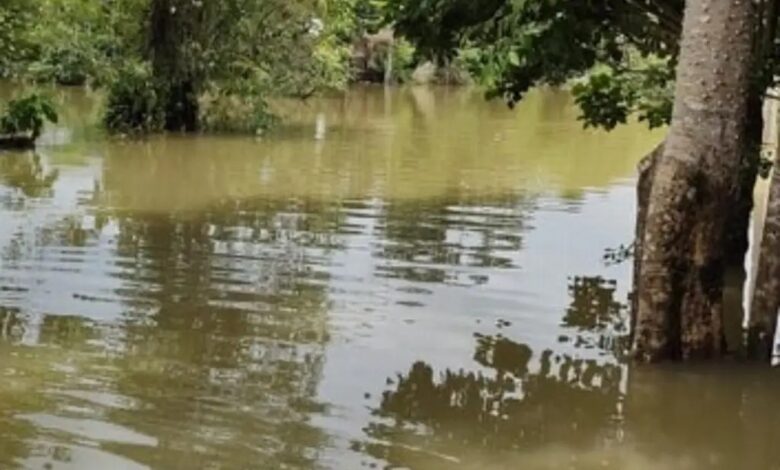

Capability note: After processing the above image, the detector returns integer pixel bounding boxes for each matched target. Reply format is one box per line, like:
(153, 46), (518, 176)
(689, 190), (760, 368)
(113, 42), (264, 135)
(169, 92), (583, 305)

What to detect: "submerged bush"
(104, 66), (280, 135)
(103, 63), (165, 134)
(27, 47), (93, 86)
(0, 93), (58, 139)
(199, 88), (278, 134)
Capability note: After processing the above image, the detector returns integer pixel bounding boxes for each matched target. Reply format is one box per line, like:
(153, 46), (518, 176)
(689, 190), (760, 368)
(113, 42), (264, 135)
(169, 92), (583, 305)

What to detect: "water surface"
(1, 85), (771, 470)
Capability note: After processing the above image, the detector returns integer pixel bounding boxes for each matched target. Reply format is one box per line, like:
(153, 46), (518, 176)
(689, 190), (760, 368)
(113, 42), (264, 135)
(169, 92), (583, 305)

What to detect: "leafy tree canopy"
(0, 0), (389, 133)
(389, 0), (685, 129)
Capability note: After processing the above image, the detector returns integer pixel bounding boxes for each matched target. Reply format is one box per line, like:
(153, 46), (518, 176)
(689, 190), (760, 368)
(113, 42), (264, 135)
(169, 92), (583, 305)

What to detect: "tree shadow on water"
(357, 275), (780, 469)
(357, 335), (623, 468)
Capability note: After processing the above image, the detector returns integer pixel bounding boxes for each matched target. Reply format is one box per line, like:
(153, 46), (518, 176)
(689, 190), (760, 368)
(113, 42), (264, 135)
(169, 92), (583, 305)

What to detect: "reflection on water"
(561, 276), (628, 355)
(362, 341), (623, 469)
(362, 344), (780, 469)
(0, 153), (59, 202)
(10, 84), (766, 470)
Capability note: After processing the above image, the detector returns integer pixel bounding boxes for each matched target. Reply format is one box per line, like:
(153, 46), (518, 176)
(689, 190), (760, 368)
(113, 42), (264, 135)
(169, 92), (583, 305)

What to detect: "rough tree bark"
(727, 0), (780, 266)
(630, 143), (663, 344)
(746, 0), (780, 361)
(748, 159), (780, 360)
(632, 0), (756, 361)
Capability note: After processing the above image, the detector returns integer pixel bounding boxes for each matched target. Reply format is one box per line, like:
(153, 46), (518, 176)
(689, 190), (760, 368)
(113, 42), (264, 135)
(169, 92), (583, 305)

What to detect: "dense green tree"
(142, 0), (350, 131)
(0, 0), (36, 79)
(0, 0), (143, 84)
(0, 0), (369, 133)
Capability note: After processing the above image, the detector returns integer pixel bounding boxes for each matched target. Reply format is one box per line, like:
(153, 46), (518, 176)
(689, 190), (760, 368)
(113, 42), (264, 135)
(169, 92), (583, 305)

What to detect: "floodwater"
(0, 85), (777, 470)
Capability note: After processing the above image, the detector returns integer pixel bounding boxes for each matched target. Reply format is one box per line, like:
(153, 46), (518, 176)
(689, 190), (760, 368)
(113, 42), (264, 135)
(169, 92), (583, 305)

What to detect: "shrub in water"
(103, 63), (165, 134)
(0, 93), (58, 140)
(27, 46), (93, 86)
(200, 87), (278, 134)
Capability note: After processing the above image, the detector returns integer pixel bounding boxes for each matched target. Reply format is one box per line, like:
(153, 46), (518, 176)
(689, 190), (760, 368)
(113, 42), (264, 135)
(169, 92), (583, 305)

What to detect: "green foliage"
(572, 57), (673, 130)
(389, 0), (684, 130)
(0, 0), (443, 133)
(572, 69), (634, 131)
(123, 0), (363, 132)
(27, 47), (94, 86)
(0, 0), (34, 78)
(366, 38), (417, 83)
(0, 0), (143, 86)
(391, 39), (417, 82)
(199, 85), (278, 134)
(387, 0), (506, 61)
(0, 93), (59, 139)
(2, 0), (363, 133)
(23, 0), (101, 85)
(633, 58), (675, 129)
(353, 0), (388, 34)
(103, 63), (165, 134)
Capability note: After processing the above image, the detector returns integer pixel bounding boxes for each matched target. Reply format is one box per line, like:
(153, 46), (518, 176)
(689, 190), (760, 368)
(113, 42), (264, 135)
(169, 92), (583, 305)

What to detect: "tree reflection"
(360, 332), (623, 467)
(99, 197), (339, 469)
(359, 271), (780, 469)
(357, 274), (633, 467)
(0, 307), (23, 342)
(561, 276), (628, 355)
(38, 314), (96, 347)
(0, 312), (95, 469)
(0, 182), (341, 468)
(0, 152), (59, 202)
(375, 196), (529, 285)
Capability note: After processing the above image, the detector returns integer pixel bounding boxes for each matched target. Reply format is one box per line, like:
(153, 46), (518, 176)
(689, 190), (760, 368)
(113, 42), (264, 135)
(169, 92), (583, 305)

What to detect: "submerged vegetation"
(102, 62), (165, 134)
(1, 0), (389, 135)
(0, 93), (58, 148)
(2, 3), (475, 136)
(0, 0), (473, 136)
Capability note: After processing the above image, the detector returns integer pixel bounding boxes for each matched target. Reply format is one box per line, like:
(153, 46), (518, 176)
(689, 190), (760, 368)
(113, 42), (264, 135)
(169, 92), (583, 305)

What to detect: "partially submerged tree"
(0, 0), (367, 133)
(748, 160), (780, 359)
(113, 0), (358, 132)
(389, 0), (780, 361)
(633, 0), (755, 360)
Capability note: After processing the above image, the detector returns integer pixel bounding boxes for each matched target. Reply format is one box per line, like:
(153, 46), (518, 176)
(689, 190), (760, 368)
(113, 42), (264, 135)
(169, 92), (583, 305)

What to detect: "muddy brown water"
(1, 85), (776, 470)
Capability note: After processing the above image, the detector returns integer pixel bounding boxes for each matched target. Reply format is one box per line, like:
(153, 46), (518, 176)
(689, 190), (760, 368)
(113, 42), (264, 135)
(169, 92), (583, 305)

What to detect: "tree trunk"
(748, 158), (780, 360)
(630, 142), (663, 344)
(745, 0), (780, 362)
(149, 0), (200, 132)
(632, 0), (755, 361)
(163, 80), (199, 132)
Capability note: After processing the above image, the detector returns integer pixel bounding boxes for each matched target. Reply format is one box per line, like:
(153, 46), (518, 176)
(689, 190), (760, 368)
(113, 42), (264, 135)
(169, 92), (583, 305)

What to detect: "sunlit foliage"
(388, 0), (684, 129)
(0, 0), (381, 133)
